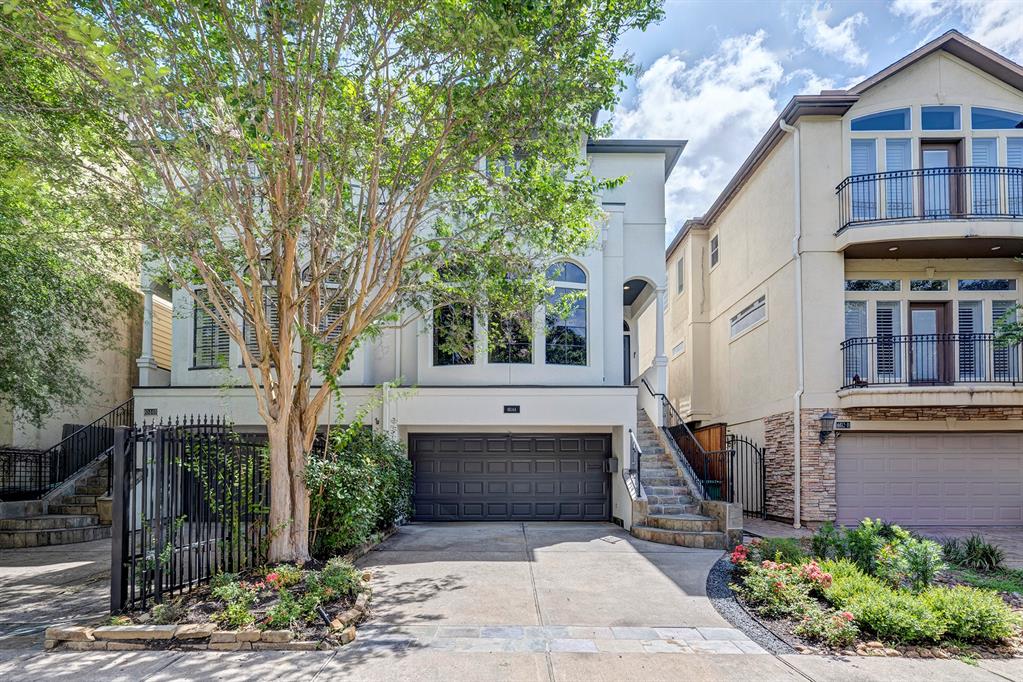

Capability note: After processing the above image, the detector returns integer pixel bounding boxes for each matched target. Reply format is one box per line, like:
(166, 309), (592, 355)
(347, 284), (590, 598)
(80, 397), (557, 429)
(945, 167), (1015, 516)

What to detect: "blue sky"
(602, 0), (1023, 241)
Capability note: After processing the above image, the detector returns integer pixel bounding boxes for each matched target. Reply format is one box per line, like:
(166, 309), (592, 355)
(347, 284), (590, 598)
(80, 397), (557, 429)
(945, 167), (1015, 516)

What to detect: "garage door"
(837, 432), (1023, 526)
(410, 433), (611, 521)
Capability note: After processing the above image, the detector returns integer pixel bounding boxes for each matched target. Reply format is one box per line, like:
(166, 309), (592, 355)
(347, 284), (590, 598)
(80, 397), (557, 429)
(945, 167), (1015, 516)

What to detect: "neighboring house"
(661, 31), (1023, 528)
(133, 139), (687, 532)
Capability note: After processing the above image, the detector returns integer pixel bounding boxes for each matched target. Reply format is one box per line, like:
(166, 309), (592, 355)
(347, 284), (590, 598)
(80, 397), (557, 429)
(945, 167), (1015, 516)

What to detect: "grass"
(952, 566), (1023, 594)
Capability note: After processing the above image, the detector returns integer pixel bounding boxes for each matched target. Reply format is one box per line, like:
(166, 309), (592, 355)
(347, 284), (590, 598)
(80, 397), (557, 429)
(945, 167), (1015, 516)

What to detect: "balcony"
(836, 166), (1023, 233)
(841, 334), (1022, 392)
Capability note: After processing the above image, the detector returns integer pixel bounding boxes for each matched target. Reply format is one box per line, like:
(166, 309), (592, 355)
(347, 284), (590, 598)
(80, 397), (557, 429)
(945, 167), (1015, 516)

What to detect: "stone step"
(83, 475), (110, 487)
(645, 485), (690, 496)
(643, 495), (693, 506)
(640, 467), (679, 476)
(643, 513), (719, 533)
(74, 486), (108, 497)
(0, 514), (99, 531)
(62, 494), (98, 505)
(0, 524), (111, 549)
(631, 525), (729, 550)
(641, 477), (684, 488)
(48, 504), (98, 516)
(648, 503), (702, 515)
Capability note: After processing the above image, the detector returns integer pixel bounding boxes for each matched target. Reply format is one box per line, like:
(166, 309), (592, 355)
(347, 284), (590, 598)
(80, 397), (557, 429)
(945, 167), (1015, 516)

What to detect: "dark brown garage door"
(410, 433), (611, 521)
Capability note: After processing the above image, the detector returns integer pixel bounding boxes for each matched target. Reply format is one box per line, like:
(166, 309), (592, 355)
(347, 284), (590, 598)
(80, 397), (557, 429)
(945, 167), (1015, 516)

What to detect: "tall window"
(675, 257), (685, 294)
(243, 289), (280, 362)
(489, 312), (532, 364)
(709, 235), (719, 268)
(192, 290), (230, 368)
(545, 262), (587, 366)
(433, 304), (475, 366)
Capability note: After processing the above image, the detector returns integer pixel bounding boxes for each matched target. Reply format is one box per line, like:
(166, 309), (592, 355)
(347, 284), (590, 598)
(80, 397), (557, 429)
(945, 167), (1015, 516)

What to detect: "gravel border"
(705, 556), (796, 655)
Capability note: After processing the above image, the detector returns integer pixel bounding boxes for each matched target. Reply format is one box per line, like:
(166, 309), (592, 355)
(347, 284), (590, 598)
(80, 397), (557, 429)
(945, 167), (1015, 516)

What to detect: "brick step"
(48, 504), (98, 516)
(0, 524), (111, 549)
(643, 513), (719, 533)
(631, 525), (728, 550)
(647, 503), (701, 515)
(0, 514), (99, 531)
(83, 475), (110, 487)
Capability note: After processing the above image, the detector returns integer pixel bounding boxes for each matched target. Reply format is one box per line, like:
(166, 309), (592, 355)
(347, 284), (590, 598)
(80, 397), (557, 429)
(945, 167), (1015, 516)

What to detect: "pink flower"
(841, 611), (854, 622)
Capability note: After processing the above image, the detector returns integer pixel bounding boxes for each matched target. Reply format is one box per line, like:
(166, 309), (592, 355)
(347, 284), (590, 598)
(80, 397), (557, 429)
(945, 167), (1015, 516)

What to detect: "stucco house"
(130, 138), (744, 546)
(660, 30), (1023, 528)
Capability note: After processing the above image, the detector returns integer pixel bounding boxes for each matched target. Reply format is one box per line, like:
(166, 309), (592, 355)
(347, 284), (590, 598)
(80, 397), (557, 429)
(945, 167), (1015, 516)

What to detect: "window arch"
(850, 108), (910, 132)
(545, 261), (587, 366)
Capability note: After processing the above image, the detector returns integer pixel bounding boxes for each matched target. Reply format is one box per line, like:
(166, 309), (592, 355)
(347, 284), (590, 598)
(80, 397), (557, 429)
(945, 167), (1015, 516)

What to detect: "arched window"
(545, 262), (587, 366)
(850, 108), (910, 131)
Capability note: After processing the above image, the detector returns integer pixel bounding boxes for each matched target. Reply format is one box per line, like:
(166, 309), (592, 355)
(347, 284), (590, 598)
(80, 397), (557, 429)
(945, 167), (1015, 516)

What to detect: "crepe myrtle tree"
(4, 0), (663, 560)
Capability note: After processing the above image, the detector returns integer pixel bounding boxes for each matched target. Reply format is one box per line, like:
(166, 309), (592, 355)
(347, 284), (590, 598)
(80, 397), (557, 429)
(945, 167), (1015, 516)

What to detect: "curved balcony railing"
(836, 166), (1023, 232)
(841, 334), (1022, 389)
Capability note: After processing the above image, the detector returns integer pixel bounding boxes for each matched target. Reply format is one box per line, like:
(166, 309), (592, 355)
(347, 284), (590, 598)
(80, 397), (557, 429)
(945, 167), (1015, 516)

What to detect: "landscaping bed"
(46, 558), (373, 652)
(722, 521), (1023, 660)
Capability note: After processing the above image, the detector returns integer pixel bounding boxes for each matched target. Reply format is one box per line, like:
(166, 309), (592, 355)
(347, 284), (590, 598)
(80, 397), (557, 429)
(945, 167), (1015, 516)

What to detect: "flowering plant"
(729, 544), (749, 565)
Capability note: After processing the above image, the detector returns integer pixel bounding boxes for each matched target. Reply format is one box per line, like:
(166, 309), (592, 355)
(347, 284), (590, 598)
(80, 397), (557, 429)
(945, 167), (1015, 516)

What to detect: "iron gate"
(726, 433), (766, 518)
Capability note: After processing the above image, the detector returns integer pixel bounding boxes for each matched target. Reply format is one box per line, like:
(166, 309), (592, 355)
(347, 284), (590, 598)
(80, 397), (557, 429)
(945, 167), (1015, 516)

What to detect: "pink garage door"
(837, 432), (1023, 526)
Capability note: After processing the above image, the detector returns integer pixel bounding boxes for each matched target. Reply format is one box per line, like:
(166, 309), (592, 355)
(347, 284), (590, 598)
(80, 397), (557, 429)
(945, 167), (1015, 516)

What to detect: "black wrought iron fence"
(110, 417), (269, 612)
(837, 166), (1023, 231)
(0, 399), (133, 501)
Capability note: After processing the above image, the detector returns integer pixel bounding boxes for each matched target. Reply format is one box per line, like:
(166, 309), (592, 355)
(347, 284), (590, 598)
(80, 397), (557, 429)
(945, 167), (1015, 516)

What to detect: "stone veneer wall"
(763, 405), (1023, 525)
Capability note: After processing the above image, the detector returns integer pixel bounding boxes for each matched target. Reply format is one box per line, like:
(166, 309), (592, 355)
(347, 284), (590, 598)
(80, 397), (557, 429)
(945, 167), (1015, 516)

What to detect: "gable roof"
(666, 30), (1023, 260)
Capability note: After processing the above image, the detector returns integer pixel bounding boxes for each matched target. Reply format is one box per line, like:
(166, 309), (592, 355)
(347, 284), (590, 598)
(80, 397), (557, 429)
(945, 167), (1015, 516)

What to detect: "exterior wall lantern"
(818, 411), (837, 444)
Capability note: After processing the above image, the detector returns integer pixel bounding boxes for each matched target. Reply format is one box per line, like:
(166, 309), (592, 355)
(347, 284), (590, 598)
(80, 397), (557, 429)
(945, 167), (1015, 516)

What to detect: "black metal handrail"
(841, 333), (1022, 388)
(836, 166), (1023, 231)
(626, 428), (642, 498)
(640, 378), (709, 500)
(0, 398), (133, 501)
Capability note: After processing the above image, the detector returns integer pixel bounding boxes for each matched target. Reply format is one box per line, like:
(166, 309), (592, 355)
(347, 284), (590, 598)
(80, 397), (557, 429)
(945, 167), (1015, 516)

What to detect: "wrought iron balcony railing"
(841, 333), (1022, 389)
(836, 166), (1023, 231)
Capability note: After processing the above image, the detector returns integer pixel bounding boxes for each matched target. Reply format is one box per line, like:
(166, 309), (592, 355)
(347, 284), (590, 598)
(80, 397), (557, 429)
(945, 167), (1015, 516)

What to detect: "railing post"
(153, 427), (165, 605)
(110, 427), (130, 613)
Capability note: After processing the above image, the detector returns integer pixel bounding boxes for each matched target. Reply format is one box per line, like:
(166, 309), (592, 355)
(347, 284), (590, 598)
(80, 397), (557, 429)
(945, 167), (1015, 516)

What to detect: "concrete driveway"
(355, 522), (730, 631)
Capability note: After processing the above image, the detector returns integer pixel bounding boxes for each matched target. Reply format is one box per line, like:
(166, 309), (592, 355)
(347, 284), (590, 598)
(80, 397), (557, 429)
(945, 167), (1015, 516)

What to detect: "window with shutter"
(1008, 138), (1023, 216)
(885, 139), (912, 218)
(192, 290), (231, 368)
(958, 301), (983, 381)
(243, 290), (280, 362)
(992, 300), (1020, 381)
(845, 301), (868, 384)
(972, 139), (999, 214)
(851, 139), (877, 220)
(876, 301), (901, 380)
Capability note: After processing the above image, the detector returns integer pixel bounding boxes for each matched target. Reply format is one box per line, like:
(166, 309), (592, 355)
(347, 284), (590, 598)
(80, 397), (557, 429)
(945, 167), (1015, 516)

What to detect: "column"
(654, 286), (668, 393)
(136, 286), (158, 386)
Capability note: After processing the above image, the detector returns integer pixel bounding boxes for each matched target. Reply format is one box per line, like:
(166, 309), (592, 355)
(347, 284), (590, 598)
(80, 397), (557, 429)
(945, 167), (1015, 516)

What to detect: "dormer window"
(850, 108), (910, 132)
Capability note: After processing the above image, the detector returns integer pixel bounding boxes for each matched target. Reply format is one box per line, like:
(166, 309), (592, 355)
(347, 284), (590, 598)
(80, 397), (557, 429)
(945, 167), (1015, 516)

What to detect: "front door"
(921, 142), (960, 217)
(909, 302), (951, 384)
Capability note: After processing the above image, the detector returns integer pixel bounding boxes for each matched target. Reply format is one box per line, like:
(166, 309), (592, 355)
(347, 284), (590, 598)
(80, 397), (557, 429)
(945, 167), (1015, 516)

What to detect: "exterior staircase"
(629, 410), (739, 550)
(0, 455), (114, 550)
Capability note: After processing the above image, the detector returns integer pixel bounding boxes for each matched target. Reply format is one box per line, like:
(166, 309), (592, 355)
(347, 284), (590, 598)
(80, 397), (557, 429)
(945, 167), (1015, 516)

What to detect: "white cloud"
(798, 2), (869, 67)
(612, 31), (785, 235)
(890, 0), (1023, 62)
(787, 68), (836, 94)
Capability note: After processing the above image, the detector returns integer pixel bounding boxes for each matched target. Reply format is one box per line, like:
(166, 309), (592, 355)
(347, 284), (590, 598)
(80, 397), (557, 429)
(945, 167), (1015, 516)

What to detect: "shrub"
(732, 561), (815, 619)
(264, 564), (303, 590)
(793, 606), (859, 647)
(310, 558), (363, 601)
(306, 427), (413, 556)
(921, 586), (1020, 643)
(944, 535), (1006, 572)
(845, 519), (887, 575)
(214, 600), (256, 629)
(750, 537), (807, 565)
(810, 522), (846, 561)
(151, 600), (186, 625)
(844, 588), (946, 643)
(210, 572), (239, 590)
(264, 589), (320, 629)
(820, 559), (885, 607)
(900, 538), (946, 590)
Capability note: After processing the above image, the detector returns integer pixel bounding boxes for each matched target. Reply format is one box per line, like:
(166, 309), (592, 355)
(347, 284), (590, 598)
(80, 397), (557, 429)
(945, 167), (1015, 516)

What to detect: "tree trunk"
(266, 418), (312, 562)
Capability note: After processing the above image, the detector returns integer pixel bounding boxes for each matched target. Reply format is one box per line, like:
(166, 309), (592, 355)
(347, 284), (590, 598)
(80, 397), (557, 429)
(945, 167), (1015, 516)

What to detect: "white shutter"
(851, 139), (877, 220)
(1008, 139), (1023, 215)
(993, 300), (1020, 380)
(845, 301), (868, 383)
(885, 139), (912, 217)
(958, 301), (983, 380)
(972, 139), (999, 214)
(876, 301), (901, 380)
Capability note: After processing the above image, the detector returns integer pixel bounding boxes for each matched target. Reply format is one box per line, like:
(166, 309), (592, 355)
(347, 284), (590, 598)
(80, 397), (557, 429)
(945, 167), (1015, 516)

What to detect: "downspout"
(779, 119), (804, 529)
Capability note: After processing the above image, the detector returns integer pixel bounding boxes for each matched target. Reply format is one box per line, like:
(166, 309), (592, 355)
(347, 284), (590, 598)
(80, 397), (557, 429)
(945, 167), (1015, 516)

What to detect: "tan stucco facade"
(659, 42), (1023, 525)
